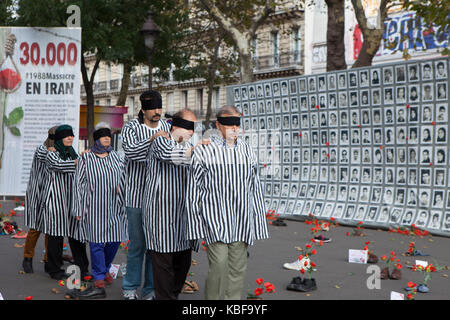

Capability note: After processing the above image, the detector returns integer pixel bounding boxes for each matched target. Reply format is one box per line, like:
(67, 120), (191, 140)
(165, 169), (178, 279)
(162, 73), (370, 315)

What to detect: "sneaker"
(312, 235), (331, 243)
(283, 257), (316, 271)
(123, 290), (138, 300)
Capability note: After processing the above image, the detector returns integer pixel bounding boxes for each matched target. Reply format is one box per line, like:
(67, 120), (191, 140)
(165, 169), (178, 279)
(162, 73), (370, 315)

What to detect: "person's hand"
(47, 147), (56, 152)
(195, 139), (210, 148)
(74, 159), (78, 165)
(75, 216), (81, 221)
(80, 149), (91, 156)
(150, 131), (169, 144)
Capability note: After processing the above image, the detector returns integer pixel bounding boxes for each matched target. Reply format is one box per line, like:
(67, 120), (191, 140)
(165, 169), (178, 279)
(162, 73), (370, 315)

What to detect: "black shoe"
(272, 218), (287, 226)
(300, 279), (317, 292)
(22, 258), (33, 273)
(49, 270), (69, 280)
(75, 285), (106, 300)
(65, 288), (82, 299)
(286, 276), (304, 291)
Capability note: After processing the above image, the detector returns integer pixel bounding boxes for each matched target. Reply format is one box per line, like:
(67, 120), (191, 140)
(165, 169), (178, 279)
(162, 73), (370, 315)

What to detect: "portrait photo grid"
(229, 57), (450, 236)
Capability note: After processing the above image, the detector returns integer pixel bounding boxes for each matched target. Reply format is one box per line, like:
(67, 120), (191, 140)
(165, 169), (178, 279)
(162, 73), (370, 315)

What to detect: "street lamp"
(140, 11), (160, 90)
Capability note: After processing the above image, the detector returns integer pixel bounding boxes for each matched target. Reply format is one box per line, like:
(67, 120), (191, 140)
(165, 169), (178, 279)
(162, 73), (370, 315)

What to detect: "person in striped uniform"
(186, 105), (269, 300)
(70, 123), (127, 299)
(22, 126), (57, 273)
(37, 125), (89, 280)
(121, 90), (171, 300)
(142, 109), (207, 300)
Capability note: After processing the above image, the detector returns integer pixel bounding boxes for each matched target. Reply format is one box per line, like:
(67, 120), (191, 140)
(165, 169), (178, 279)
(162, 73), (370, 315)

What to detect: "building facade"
(81, 5), (306, 123)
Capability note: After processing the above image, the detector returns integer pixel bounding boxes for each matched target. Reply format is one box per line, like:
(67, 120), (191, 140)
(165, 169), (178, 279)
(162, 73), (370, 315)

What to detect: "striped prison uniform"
(71, 151), (127, 243)
(185, 134), (269, 246)
(142, 135), (199, 253)
(36, 151), (78, 237)
(24, 145), (48, 229)
(121, 119), (171, 209)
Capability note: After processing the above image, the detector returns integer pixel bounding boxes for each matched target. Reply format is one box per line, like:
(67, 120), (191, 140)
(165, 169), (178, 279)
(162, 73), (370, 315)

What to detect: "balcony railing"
(253, 50), (302, 71)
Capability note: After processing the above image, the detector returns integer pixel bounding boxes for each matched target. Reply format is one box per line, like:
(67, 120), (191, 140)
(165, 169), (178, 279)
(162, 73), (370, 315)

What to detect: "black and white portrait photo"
(420, 167), (432, 186)
(428, 211), (442, 229)
(318, 76), (326, 91)
(408, 64), (419, 81)
(349, 72), (358, 88)
(289, 79), (297, 95)
(360, 70), (369, 87)
(372, 89), (381, 105)
(338, 73), (347, 89)
(281, 81), (289, 96)
(422, 62), (433, 80)
(384, 87), (394, 104)
(436, 82), (448, 101)
(396, 65), (406, 82)
(435, 60), (447, 79)
(415, 210), (429, 227)
(371, 69), (380, 85)
(272, 81), (280, 97)
(422, 83), (433, 102)
(383, 66), (394, 84)
(409, 85), (420, 102)
(299, 78), (307, 93)
(328, 74), (336, 90)
(264, 83), (272, 98)
(308, 77), (316, 92)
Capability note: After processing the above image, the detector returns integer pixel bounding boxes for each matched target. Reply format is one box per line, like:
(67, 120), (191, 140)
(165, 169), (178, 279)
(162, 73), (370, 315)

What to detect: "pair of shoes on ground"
(312, 235), (331, 243)
(404, 284), (429, 293)
(49, 270), (70, 280)
(380, 267), (402, 280)
(272, 218), (287, 226)
(66, 280), (106, 299)
(368, 253), (378, 264)
(182, 280), (199, 294)
(286, 276), (317, 292)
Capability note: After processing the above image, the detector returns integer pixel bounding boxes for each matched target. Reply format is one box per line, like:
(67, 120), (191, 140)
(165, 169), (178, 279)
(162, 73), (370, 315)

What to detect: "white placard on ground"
(109, 264), (120, 279)
(390, 291), (405, 300)
(415, 260), (428, 267)
(348, 249), (368, 264)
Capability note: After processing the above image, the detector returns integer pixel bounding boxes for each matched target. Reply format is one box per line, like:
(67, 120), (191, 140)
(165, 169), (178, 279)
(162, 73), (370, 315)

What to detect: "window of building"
(167, 92), (174, 114)
(271, 31), (279, 67)
(181, 90), (188, 108)
(292, 27), (301, 63)
(197, 89), (203, 113)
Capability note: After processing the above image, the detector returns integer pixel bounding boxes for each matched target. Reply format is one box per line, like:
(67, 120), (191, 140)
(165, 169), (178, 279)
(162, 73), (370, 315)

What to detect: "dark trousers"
(149, 249), (192, 300)
(45, 236), (89, 276)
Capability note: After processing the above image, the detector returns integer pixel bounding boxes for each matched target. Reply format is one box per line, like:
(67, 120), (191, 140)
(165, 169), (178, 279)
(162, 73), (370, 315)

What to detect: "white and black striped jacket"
(36, 151), (77, 237)
(24, 145), (48, 229)
(122, 119), (171, 208)
(185, 134), (269, 246)
(71, 151), (128, 243)
(142, 135), (198, 253)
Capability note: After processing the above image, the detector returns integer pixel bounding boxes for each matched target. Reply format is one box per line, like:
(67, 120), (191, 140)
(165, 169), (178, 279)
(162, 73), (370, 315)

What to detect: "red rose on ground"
(256, 278), (264, 285)
(254, 288), (263, 296)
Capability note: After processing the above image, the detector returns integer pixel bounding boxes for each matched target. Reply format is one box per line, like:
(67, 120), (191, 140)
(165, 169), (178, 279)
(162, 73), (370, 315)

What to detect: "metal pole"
(148, 51), (152, 90)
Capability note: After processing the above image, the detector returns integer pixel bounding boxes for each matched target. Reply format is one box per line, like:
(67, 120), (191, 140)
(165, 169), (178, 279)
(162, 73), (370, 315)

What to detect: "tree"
(402, 0), (449, 56)
(16, 0), (192, 146)
(197, 0), (278, 83)
(351, 0), (391, 68)
(324, 0), (346, 71)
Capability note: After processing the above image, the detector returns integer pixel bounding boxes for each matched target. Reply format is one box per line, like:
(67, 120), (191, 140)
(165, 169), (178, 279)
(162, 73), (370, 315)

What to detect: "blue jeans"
(122, 207), (154, 297)
(90, 242), (120, 281)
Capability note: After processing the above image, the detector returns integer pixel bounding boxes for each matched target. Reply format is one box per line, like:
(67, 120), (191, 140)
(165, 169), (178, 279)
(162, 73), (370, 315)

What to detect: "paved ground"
(1, 205), (449, 300)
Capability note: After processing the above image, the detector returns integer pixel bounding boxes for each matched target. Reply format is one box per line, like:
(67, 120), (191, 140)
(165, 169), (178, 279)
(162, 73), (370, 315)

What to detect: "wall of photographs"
(227, 57), (450, 237)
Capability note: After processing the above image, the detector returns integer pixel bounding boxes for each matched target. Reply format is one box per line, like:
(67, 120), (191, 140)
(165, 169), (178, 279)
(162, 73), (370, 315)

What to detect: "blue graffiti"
(381, 12), (449, 55)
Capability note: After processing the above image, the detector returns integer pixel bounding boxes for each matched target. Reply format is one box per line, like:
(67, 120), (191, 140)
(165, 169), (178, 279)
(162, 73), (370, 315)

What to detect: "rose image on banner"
(0, 32), (22, 169)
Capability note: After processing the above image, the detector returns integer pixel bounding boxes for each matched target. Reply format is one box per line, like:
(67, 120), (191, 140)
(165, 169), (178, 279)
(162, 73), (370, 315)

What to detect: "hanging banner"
(0, 27), (81, 196)
(227, 57), (450, 237)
